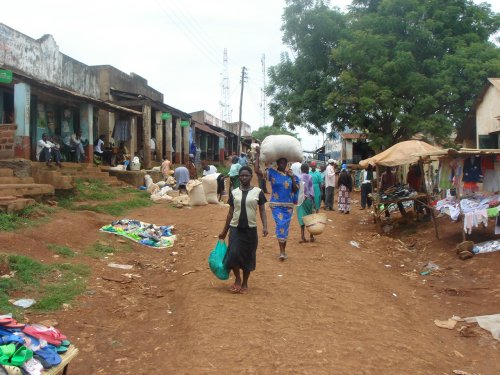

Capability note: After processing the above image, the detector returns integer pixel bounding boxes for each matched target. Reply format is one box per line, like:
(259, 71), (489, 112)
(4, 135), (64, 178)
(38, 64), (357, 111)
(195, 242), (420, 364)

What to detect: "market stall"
(359, 140), (442, 237)
(415, 148), (500, 245)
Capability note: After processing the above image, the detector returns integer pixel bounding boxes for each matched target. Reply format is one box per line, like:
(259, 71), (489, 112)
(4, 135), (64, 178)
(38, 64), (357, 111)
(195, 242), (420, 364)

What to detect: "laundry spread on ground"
(100, 219), (176, 248)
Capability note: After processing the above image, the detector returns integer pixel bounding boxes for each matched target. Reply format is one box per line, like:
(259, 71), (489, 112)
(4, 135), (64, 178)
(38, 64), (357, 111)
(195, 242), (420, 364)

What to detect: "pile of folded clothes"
(0, 315), (71, 374)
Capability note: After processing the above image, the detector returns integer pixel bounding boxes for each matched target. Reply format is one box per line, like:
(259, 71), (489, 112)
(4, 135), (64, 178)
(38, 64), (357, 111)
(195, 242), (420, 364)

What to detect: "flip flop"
(229, 284), (241, 293)
(0, 344), (16, 365)
(278, 254), (288, 261)
(9, 345), (33, 366)
(239, 287), (249, 294)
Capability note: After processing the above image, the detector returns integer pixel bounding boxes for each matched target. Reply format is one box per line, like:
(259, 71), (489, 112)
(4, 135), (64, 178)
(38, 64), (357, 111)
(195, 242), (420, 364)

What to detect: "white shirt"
(36, 139), (56, 160)
(95, 139), (104, 153)
(325, 164), (336, 188)
(202, 165), (218, 176)
(291, 162), (302, 177)
(150, 138), (156, 150)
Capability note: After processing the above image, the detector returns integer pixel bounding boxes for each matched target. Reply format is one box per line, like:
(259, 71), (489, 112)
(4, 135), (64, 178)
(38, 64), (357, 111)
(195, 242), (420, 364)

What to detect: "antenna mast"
(220, 48), (231, 123)
(260, 54), (267, 127)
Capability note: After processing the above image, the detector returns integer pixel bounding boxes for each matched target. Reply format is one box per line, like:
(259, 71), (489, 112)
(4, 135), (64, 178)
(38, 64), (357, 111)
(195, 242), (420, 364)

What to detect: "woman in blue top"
(255, 149), (299, 261)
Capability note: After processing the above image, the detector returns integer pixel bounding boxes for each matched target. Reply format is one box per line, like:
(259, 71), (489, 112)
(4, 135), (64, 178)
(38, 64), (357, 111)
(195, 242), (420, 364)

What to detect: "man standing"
(37, 133), (62, 168)
(238, 152), (248, 167)
(324, 159), (336, 210)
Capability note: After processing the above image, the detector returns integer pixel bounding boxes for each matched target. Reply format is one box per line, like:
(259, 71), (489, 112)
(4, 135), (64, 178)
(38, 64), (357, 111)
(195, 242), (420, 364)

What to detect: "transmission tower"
(260, 54), (267, 127)
(220, 48), (231, 123)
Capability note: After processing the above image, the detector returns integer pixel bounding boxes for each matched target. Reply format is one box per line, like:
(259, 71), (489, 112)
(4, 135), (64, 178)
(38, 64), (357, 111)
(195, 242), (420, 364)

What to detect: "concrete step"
(0, 183), (54, 198)
(0, 168), (14, 177)
(0, 197), (36, 214)
(0, 176), (35, 184)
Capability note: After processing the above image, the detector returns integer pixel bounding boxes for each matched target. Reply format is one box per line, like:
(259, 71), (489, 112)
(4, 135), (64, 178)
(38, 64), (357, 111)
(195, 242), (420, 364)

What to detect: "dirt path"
(2, 191), (500, 374)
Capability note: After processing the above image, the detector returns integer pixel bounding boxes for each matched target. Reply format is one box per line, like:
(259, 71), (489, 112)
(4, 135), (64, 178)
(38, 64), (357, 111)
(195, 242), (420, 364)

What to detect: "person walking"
(360, 165), (375, 210)
(337, 165), (353, 214)
(324, 159), (336, 210)
(228, 156), (242, 190)
(309, 161), (322, 213)
(255, 150), (299, 261)
(218, 166), (268, 294)
(298, 163), (316, 243)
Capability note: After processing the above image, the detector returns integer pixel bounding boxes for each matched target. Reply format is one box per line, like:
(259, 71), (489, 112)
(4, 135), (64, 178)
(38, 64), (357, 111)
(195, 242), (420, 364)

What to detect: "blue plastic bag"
(208, 240), (229, 280)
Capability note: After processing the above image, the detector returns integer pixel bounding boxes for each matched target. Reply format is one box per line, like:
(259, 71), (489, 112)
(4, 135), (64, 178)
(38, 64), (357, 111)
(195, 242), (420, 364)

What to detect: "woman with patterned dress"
(309, 161), (322, 213)
(255, 149), (299, 261)
(337, 165), (353, 214)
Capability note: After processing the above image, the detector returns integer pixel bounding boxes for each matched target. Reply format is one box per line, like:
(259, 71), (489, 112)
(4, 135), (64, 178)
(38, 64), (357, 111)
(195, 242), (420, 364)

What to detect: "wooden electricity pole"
(237, 66), (247, 155)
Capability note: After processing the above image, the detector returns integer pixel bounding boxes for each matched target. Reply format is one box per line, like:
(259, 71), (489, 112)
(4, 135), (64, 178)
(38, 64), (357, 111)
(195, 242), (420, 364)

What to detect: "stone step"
(0, 176), (35, 184)
(0, 168), (14, 177)
(0, 197), (36, 214)
(0, 183), (54, 198)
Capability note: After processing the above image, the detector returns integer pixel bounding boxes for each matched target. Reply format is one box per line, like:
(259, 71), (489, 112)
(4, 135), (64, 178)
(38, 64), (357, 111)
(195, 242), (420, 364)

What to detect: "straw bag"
(302, 213), (327, 235)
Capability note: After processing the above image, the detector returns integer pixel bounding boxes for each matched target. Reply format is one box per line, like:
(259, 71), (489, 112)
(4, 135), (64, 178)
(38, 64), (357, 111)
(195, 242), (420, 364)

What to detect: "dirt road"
(2, 191), (499, 374)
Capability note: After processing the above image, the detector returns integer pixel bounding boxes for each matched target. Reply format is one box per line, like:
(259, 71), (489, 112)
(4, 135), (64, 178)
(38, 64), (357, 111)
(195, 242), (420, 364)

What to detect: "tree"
(268, 0), (500, 148)
(251, 125), (300, 141)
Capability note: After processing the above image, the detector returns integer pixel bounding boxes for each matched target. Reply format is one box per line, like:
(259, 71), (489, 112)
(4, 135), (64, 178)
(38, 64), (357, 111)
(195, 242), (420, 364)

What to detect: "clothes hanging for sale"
(463, 155), (482, 183)
(112, 120), (131, 142)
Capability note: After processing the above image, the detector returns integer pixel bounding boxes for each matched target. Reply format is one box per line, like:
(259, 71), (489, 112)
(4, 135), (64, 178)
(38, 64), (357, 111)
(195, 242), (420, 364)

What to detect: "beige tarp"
(359, 140), (441, 168)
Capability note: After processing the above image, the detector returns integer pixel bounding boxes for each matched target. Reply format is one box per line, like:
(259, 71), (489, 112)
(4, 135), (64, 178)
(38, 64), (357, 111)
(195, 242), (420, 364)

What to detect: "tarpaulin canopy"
(359, 140), (441, 168)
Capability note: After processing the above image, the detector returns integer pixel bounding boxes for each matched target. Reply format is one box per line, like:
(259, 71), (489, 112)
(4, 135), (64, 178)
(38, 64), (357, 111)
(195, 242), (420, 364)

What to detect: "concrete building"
(457, 78), (500, 148)
(0, 23), (140, 161)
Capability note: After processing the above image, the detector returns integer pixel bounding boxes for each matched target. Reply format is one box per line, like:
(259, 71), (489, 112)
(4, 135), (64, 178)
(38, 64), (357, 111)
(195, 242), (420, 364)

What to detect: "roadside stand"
(414, 148), (500, 257)
(359, 140), (441, 237)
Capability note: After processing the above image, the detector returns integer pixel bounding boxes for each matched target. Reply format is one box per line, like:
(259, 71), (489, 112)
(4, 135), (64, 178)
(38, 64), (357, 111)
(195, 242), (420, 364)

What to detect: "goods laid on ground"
(100, 218), (176, 248)
(302, 213), (327, 235)
(201, 175), (219, 204)
(187, 180), (208, 206)
(259, 135), (303, 164)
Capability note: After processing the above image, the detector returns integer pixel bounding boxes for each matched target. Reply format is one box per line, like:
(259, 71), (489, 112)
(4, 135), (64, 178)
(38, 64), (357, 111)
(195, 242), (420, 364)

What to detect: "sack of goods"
(201, 175), (219, 204)
(259, 135), (303, 164)
(187, 180), (208, 206)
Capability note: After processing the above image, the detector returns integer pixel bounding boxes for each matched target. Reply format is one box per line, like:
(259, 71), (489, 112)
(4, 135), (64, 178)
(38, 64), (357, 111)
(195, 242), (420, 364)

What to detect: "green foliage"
(0, 204), (56, 232)
(47, 244), (76, 258)
(268, 0), (500, 148)
(0, 254), (89, 315)
(85, 241), (132, 259)
(74, 178), (116, 201)
(251, 125), (300, 141)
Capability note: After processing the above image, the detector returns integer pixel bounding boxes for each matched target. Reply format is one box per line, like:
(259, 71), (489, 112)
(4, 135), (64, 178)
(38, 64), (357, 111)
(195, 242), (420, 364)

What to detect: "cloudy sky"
(3, 0), (499, 150)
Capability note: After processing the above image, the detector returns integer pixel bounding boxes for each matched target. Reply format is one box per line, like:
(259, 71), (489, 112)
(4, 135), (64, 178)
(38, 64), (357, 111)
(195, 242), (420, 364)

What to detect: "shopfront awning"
(12, 72), (142, 116)
(195, 123), (226, 138)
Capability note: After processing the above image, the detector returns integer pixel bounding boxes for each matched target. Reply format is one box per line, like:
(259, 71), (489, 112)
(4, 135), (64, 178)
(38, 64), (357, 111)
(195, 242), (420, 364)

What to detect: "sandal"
(9, 345), (33, 366)
(278, 254), (288, 261)
(239, 287), (249, 294)
(0, 344), (16, 365)
(229, 284), (241, 293)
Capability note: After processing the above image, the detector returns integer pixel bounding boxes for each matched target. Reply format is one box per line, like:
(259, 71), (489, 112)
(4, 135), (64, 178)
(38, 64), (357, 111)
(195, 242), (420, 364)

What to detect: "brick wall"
(0, 124), (16, 159)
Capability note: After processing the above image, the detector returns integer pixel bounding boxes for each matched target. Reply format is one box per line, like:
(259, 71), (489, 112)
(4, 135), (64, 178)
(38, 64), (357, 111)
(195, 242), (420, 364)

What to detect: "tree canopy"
(251, 125), (299, 141)
(267, 0), (500, 148)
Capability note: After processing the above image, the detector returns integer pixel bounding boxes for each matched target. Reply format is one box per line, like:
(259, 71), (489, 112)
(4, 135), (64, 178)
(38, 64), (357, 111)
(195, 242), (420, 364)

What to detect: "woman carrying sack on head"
(218, 166), (268, 294)
(254, 149), (299, 261)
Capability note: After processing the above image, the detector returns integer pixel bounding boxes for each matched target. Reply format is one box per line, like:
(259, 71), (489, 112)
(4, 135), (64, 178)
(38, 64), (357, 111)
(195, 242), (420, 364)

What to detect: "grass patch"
(0, 254), (89, 316)
(47, 244), (76, 258)
(0, 204), (56, 232)
(76, 195), (152, 216)
(85, 241), (133, 259)
(74, 178), (117, 201)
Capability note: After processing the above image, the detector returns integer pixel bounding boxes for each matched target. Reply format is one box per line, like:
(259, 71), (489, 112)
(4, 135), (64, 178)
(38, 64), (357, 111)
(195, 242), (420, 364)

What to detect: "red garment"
(482, 155), (494, 170)
(407, 171), (422, 191)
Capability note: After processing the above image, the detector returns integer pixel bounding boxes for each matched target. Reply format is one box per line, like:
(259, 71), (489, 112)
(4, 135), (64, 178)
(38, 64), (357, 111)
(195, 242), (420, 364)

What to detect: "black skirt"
(223, 226), (258, 272)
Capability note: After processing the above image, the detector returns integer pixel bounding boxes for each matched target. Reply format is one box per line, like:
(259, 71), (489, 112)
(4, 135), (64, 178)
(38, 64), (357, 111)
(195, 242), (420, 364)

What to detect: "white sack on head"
(260, 135), (303, 164)
(202, 176), (219, 204)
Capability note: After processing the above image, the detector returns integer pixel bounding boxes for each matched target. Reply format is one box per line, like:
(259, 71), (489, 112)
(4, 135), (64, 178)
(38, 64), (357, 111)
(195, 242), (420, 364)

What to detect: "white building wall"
(476, 80), (500, 143)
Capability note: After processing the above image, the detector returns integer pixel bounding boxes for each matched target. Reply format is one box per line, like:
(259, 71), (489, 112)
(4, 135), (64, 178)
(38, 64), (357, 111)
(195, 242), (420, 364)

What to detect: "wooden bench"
(44, 345), (79, 375)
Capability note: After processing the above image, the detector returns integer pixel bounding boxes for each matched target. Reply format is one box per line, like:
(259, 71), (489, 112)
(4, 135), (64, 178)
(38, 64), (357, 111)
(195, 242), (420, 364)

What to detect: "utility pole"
(237, 66), (247, 155)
